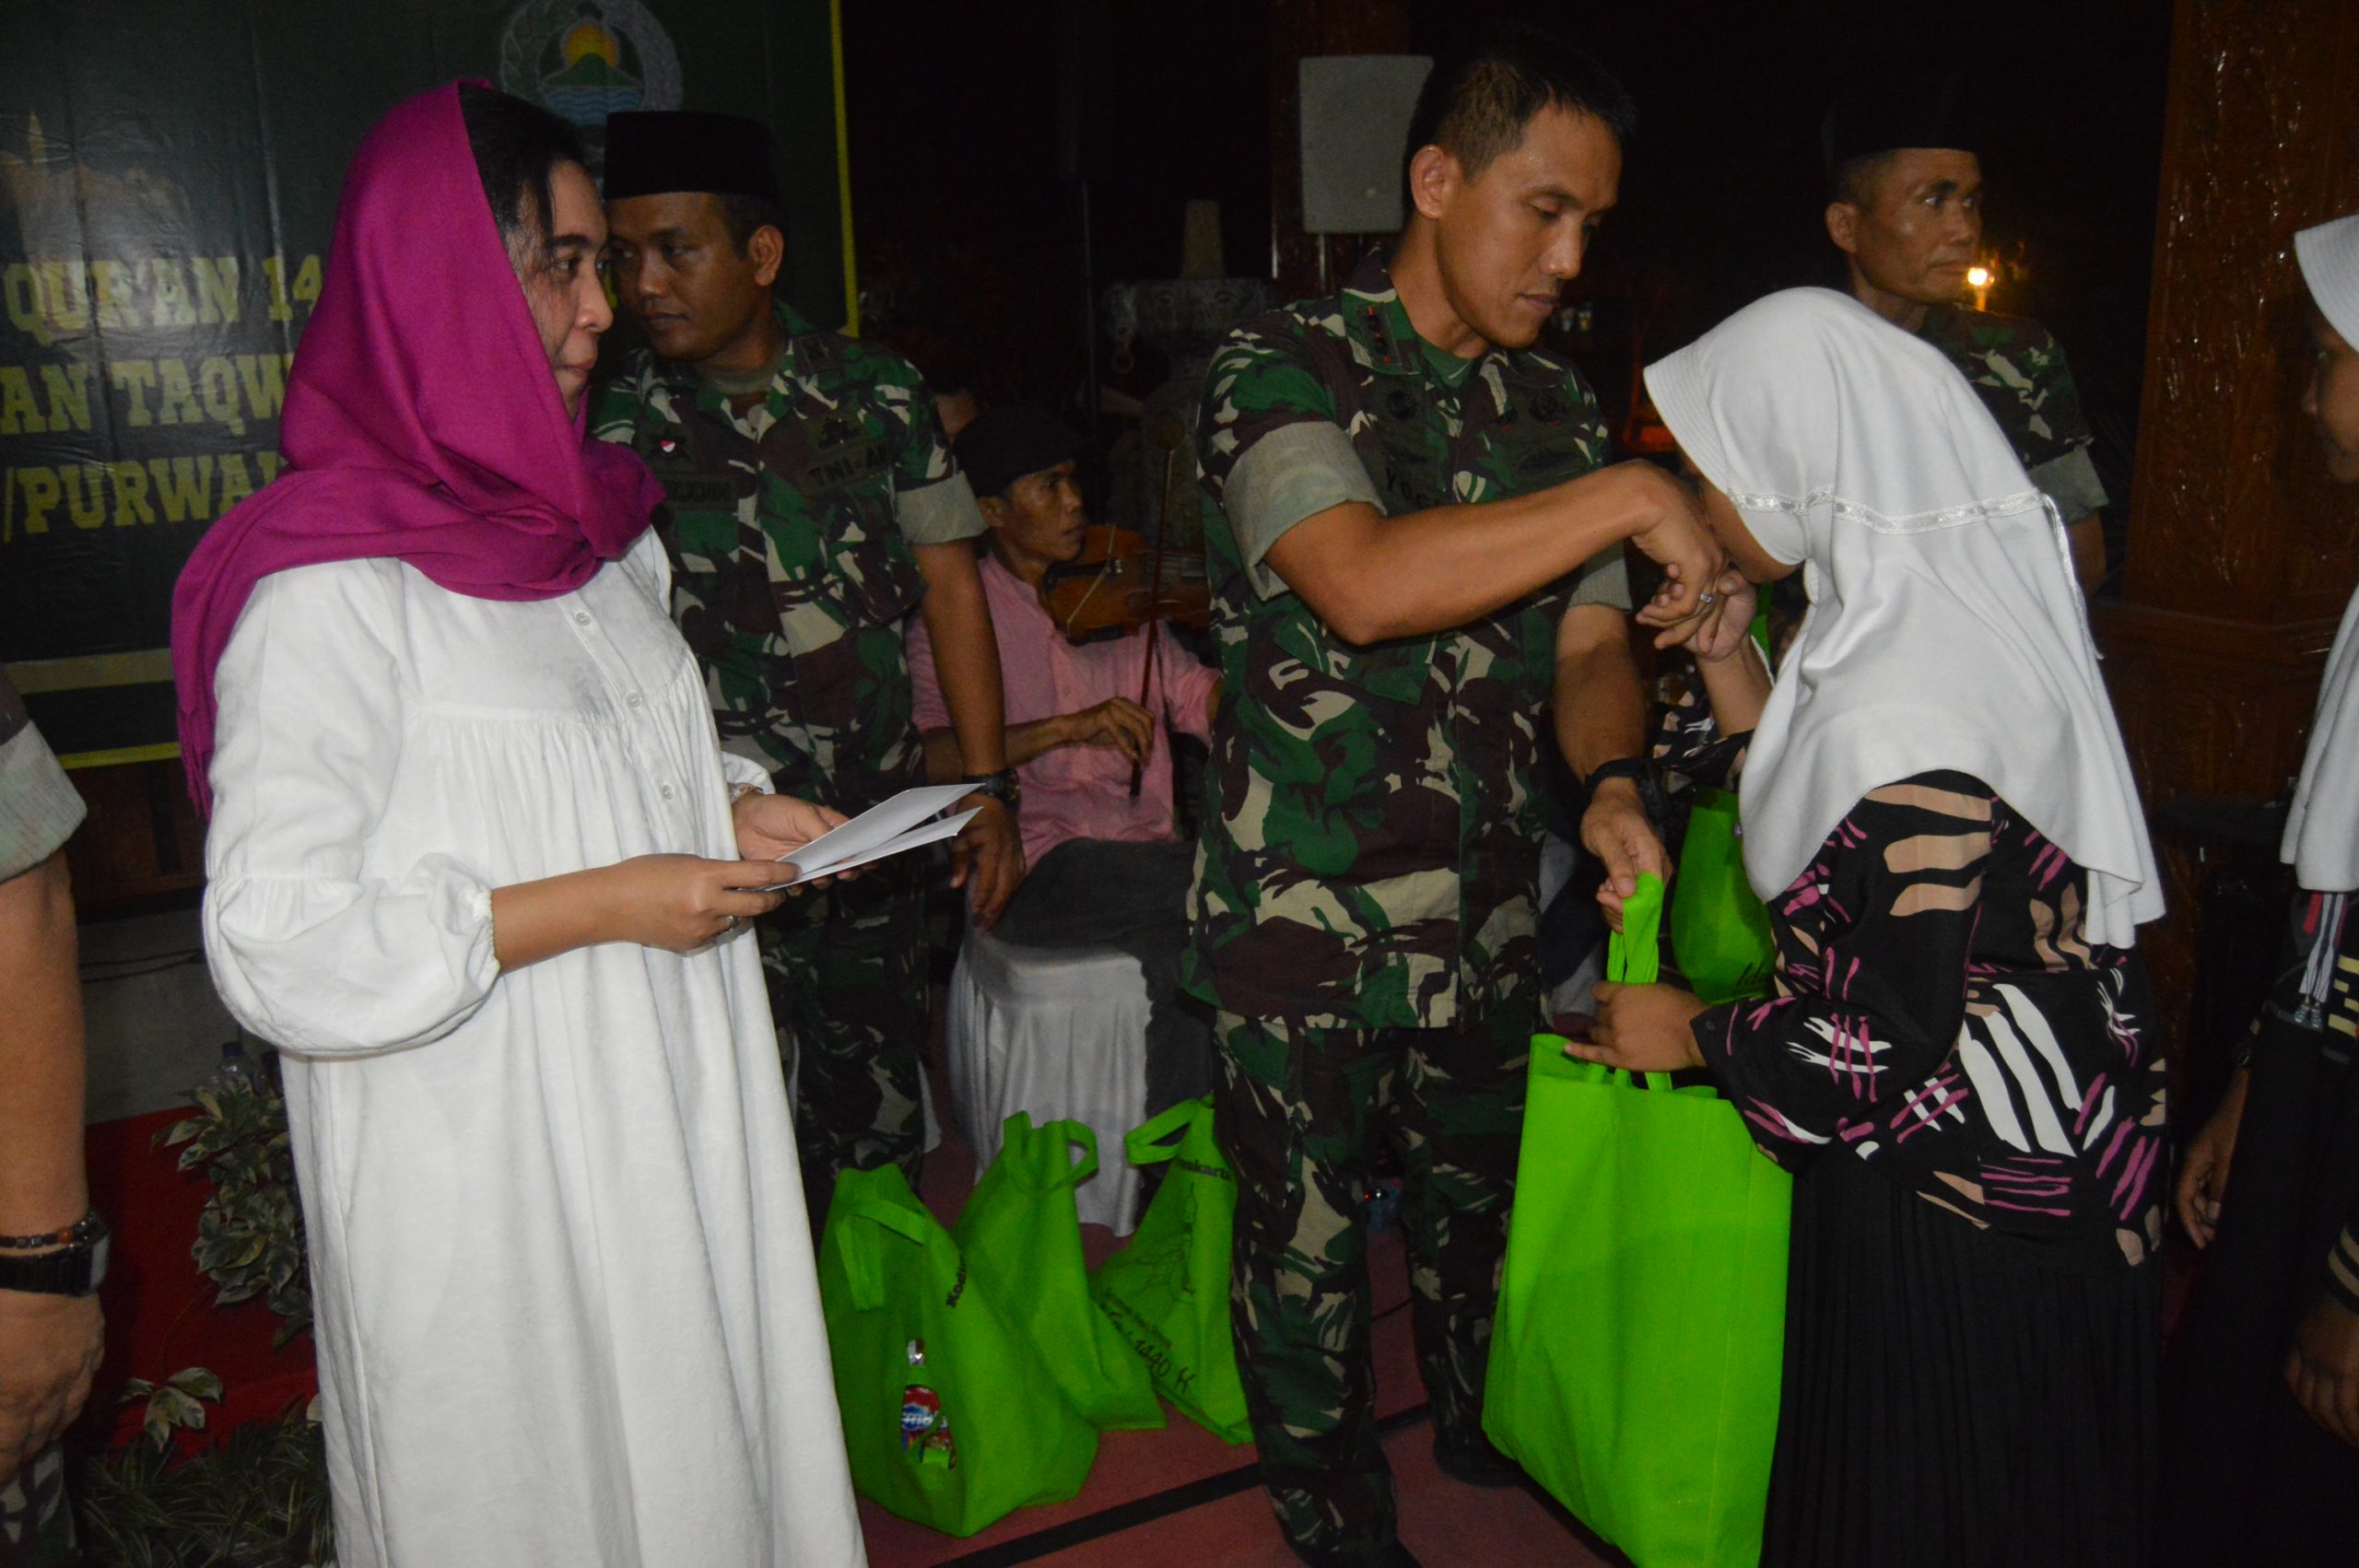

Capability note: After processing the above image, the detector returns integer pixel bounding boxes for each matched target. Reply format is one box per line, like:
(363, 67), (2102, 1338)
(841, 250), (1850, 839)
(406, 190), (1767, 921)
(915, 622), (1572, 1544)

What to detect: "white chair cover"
(945, 927), (1150, 1235)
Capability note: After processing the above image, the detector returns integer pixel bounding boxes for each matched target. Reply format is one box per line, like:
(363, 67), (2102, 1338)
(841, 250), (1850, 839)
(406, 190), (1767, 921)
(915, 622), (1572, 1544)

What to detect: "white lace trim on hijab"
(1723, 485), (2051, 535)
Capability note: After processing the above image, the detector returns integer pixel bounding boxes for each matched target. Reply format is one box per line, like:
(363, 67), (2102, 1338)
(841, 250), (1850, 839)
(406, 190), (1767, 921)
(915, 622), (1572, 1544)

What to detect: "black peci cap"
(603, 110), (778, 202)
(955, 407), (1084, 498)
(1821, 70), (1979, 181)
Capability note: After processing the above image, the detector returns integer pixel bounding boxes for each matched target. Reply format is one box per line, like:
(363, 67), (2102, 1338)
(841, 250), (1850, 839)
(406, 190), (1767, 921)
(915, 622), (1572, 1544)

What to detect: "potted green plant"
(74, 1047), (332, 1566)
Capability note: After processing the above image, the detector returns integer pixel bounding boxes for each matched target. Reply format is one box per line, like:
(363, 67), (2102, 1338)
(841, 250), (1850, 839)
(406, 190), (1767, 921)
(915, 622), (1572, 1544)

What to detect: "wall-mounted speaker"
(1298, 54), (1434, 235)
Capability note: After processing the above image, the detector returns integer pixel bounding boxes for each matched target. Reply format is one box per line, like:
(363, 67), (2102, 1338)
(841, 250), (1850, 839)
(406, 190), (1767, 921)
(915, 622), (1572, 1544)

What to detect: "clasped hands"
(1625, 462), (1743, 655)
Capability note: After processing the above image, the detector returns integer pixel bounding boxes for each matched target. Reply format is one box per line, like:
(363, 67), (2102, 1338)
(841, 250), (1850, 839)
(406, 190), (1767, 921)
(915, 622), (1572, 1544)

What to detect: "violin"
(1035, 438), (1212, 797)
(1038, 524), (1210, 645)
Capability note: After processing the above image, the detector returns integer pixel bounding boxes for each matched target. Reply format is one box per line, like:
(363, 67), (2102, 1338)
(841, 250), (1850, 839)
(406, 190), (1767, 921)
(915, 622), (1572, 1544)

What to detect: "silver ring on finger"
(722, 914), (742, 934)
(1696, 591), (1718, 608)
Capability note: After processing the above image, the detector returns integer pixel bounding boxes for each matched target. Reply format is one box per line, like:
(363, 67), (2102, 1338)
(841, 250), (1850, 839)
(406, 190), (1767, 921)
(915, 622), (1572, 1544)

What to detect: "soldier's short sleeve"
(2015, 326), (2107, 524)
(1199, 325), (1379, 601)
(896, 474), (988, 545)
(881, 354), (988, 545)
(1562, 542), (1633, 613)
(0, 676), (85, 883)
(1557, 397), (1628, 612)
(2024, 325), (2096, 449)
(2028, 446), (2108, 527)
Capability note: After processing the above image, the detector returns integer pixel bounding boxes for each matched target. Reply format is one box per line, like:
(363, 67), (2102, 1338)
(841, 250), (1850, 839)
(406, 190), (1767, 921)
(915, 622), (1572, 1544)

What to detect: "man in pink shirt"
(907, 408), (1221, 1115)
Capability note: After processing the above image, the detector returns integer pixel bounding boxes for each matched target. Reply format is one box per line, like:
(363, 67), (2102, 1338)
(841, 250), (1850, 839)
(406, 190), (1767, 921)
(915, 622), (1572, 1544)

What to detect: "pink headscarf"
(170, 82), (664, 812)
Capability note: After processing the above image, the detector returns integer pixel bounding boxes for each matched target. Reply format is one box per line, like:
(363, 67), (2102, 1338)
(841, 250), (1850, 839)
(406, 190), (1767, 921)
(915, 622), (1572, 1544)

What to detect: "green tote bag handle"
(1546, 1049), (1711, 1100)
(832, 1188), (941, 1313)
(999, 1112), (1101, 1192)
(1607, 872), (1665, 986)
(1123, 1096), (1209, 1168)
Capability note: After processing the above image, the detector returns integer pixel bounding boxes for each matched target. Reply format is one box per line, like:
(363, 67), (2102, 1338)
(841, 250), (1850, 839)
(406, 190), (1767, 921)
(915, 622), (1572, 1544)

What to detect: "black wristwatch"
(960, 768), (1022, 810)
(1584, 756), (1667, 821)
(0, 1210), (111, 1296)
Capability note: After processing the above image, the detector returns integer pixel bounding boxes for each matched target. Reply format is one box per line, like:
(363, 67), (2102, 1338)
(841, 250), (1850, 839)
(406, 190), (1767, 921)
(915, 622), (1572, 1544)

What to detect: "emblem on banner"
(497, 0), (681, 155)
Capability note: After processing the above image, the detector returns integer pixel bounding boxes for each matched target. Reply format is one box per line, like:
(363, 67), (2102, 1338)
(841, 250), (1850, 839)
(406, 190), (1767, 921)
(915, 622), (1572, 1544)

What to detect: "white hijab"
(1644, 287), (2162, 949)
(2285, 213), (2359, 893)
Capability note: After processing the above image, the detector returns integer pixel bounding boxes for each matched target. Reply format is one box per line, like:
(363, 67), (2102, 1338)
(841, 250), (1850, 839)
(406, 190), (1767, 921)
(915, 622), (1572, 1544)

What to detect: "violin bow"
(1054, 524), (1121, 638)
(1127, 442), (1183, 799)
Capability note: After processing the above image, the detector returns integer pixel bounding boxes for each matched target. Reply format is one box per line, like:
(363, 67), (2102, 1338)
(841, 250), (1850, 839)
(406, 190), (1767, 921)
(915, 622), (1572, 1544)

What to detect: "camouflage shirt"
(1187, 252), (1628, 1029)
(591, 301), (986, 812)
(1918, 304), (2109, 525)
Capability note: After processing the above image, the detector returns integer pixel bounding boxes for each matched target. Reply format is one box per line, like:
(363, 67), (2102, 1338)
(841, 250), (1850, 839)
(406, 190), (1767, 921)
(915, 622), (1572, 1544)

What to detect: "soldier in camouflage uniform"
(1824, 80), (2112, 591)
(1191, 35), (1720, 1568)
(592, 112), (1025, 1224)
(0, 673), (102, 1568)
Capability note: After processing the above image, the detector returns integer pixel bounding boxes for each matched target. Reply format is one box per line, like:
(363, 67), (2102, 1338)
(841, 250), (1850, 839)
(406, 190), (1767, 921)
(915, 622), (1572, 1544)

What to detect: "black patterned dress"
(1659, 699), (2165, 1568)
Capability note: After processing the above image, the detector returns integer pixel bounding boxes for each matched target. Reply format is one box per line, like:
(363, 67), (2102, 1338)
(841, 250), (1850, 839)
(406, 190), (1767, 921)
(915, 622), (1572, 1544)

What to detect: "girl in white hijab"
(2166, 211), (2359, 1562)
(1579, 287), (2167, 1567)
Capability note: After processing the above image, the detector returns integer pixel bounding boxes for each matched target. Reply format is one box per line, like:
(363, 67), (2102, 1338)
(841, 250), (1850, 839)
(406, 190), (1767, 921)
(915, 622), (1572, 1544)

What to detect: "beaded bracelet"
(0, 1209), (100, 1250)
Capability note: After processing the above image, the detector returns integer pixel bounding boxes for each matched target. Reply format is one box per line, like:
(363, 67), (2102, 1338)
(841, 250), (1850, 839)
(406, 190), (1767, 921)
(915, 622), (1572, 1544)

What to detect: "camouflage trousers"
(759, 856), (929, 1232)
(1214, 1002), (1531, 1562)
(0, 1445), (74, 1567)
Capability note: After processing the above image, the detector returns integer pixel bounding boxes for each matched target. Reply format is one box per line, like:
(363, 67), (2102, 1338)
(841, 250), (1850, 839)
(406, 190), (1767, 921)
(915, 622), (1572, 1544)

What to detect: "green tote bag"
(818, 1164), (1099, 1537)
(1485, 878), (1792, 1567)
(1671, 787), (1778, 1006)
(954, 1113), (1166, 1432)
(1671, 598), (1778, 1005)
(1089, 1096), (1253, 1443)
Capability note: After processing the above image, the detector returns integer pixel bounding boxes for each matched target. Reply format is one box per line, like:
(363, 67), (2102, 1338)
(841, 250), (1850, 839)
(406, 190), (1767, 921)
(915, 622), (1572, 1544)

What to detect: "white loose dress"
(200, 529), (866, 1568)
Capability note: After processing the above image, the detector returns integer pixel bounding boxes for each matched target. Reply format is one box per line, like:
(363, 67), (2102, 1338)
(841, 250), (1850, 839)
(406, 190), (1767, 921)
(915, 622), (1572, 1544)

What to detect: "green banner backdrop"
(0, 0), (852, 761)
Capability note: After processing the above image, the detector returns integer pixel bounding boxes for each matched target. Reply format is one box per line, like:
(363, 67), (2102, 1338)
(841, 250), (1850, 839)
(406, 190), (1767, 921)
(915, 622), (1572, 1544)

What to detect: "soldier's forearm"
(910, 543), (1009, 774)
(1262, 462), (1672, 645)
(1553, 618), (1648, 778)
(0, 855), (88, 1236)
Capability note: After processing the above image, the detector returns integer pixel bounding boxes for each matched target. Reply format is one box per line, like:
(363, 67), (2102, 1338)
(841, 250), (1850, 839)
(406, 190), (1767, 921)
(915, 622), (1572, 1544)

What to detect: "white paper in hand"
(760, 782), (980, 890)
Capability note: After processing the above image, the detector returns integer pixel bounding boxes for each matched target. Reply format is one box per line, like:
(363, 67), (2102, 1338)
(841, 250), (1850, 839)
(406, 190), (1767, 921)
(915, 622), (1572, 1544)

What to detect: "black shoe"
(1285, 1540), (1422, 1568)
(1432, 1429), (1524, 1489)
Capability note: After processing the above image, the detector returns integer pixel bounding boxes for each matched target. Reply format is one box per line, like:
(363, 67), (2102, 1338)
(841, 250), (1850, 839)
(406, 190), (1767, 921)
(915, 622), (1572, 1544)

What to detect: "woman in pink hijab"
(172, 84), (867, 1566)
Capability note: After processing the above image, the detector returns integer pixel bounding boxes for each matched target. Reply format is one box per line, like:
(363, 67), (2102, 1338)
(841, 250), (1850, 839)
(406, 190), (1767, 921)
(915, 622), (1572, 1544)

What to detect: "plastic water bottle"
(211, 1036), (262, 1093)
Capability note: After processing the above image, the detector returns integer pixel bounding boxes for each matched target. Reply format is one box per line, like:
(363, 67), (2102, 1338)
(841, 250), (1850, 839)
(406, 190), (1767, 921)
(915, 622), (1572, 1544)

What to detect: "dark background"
(0, 0), (2174, 722)
(843, 0), (2173, 525)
